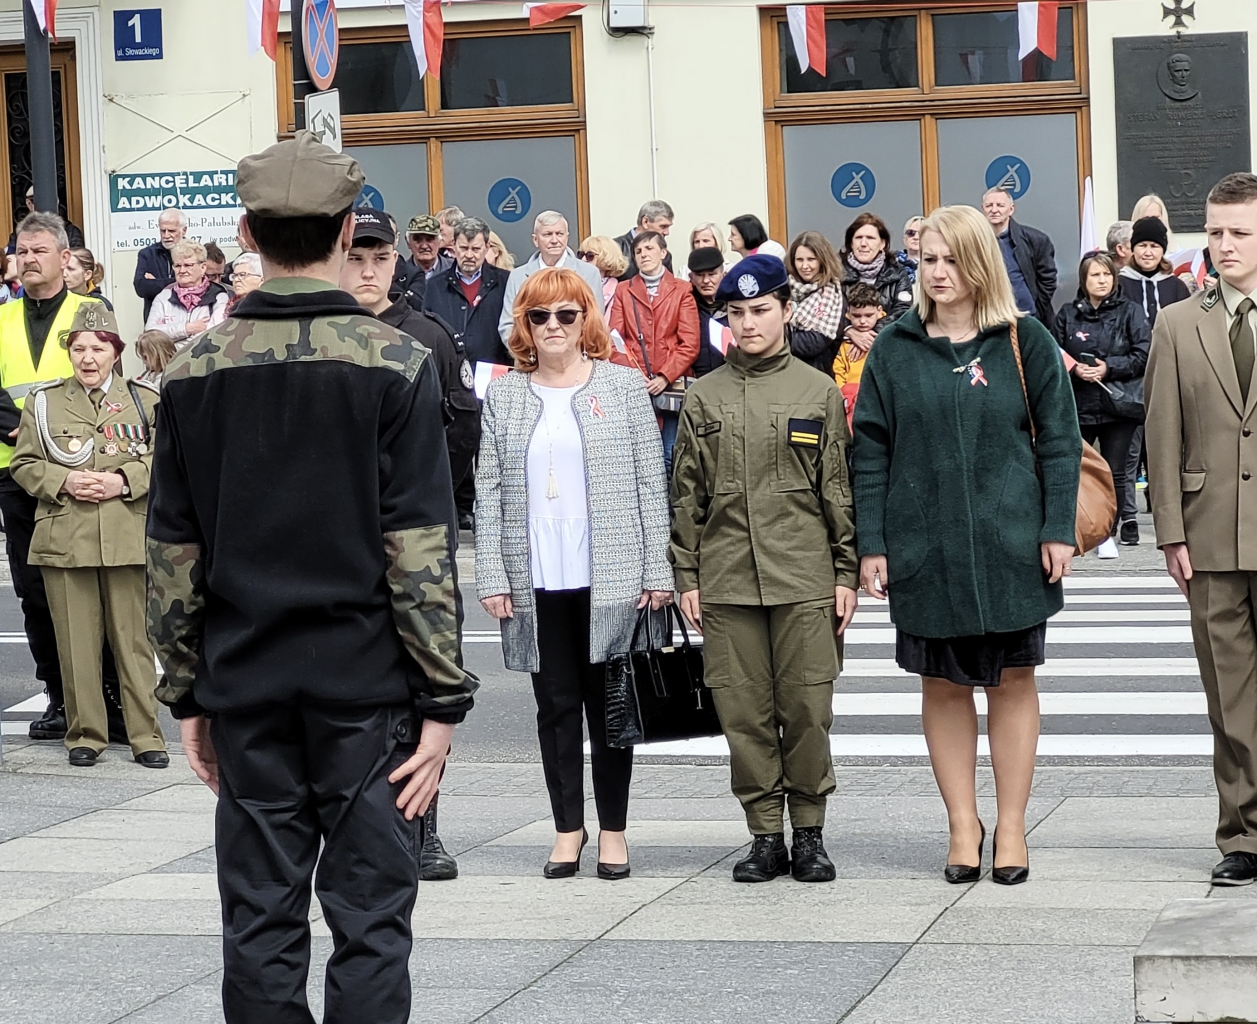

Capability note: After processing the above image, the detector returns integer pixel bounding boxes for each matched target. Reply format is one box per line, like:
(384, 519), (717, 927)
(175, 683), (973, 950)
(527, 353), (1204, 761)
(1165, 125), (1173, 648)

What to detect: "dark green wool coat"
(851, 311), (1081, 638)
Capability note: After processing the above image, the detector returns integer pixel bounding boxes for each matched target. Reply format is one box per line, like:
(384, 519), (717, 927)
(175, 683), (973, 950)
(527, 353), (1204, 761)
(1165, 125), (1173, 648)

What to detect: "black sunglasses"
(576, 250), (596, 261)
(526, 308), (582, 326)
(904, 229), (919, 238)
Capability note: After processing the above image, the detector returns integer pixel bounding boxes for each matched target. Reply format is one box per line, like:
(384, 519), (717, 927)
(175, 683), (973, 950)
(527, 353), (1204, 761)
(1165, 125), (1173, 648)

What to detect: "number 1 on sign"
(128, 13), (141, 42)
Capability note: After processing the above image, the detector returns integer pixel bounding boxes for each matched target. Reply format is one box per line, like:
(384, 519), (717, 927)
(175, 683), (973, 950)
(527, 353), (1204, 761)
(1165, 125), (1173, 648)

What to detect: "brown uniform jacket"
(1145, 287), (1257, 571)
(10, 374), (158, 568)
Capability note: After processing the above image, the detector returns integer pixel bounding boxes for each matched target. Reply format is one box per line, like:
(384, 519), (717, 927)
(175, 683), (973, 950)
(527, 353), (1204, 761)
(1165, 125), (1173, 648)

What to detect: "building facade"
(1, 0), (1249, 346)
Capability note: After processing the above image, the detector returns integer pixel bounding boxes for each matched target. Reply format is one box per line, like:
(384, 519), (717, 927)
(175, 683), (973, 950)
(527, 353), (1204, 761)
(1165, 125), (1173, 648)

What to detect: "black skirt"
(895, 622), (1047, 687)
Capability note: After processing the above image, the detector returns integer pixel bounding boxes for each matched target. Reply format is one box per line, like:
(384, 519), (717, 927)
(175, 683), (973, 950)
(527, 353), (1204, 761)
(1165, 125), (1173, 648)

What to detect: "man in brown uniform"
(1146, 171), (1257, 886)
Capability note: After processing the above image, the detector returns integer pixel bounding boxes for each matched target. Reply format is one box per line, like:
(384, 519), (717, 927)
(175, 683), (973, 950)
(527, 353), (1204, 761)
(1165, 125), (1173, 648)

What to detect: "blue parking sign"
(114, 9), (163, 62)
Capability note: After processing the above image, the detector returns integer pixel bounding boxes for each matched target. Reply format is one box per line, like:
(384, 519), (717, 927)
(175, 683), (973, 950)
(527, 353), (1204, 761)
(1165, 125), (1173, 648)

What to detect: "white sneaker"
(1096, 537), (1119, 559)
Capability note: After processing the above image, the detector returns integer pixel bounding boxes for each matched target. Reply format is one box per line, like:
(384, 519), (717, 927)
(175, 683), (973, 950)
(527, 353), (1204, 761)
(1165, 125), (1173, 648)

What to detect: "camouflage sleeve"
(146, 538), (208, 718)
(383, 524), (479, 722)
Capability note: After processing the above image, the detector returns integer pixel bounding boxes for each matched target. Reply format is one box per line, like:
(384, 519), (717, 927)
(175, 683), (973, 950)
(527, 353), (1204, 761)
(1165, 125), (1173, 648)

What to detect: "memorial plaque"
(1114, 33), (1250, 232)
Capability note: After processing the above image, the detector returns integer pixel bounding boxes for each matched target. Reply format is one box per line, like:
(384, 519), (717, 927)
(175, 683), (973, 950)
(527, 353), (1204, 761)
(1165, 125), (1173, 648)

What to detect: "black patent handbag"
(604, 604), (723, 749)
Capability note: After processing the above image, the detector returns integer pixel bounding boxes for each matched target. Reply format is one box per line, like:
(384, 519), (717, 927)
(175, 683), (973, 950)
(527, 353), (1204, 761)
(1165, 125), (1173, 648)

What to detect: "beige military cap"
(236, 130), (365, 217)
(68, 302), (120, 336)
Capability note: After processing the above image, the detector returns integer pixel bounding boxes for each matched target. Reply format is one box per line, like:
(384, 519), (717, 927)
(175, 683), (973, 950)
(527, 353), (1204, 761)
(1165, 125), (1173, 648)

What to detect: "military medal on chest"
(32, 389), (94, 467)
(953, 357), (988, 387)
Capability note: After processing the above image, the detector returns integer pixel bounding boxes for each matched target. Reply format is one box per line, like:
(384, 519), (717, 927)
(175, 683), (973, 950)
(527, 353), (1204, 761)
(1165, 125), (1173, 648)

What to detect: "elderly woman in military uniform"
(10, 303), (166, 768)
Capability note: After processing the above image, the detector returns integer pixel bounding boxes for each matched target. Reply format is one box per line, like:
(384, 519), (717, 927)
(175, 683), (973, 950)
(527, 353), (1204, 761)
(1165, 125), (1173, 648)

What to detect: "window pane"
(933, 7), (1075, 86)
(441, 34), (573, 109)
(779, 17), (918, 93)
(331, 42), (424, 114)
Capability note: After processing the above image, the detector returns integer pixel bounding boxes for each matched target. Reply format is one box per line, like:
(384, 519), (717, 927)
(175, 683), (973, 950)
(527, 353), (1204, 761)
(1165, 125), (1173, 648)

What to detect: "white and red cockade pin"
(588, 395), (605, 419)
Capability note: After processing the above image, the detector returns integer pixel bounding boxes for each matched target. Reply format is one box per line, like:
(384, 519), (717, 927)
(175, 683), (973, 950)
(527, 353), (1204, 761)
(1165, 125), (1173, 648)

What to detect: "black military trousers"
(0, 474), (121, 709)
(212, 702), (422, 1024)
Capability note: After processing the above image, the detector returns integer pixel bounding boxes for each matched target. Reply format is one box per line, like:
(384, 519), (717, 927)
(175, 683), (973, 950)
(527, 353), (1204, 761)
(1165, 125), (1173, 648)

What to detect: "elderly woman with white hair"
(678, 222), (736, 280)
(228, 251), (264, 312)
(145, 239), (231, 343)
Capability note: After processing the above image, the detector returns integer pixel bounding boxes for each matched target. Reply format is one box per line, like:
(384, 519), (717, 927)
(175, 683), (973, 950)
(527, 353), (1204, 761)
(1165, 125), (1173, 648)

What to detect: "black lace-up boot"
(790, 827), (836, 882)
(732, 833), (790, 882)
(419, 793), (458, 881)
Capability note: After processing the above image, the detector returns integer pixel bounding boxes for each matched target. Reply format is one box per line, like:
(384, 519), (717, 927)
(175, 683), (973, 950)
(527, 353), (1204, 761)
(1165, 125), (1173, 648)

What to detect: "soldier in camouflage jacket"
(145, 132), (478, 1024)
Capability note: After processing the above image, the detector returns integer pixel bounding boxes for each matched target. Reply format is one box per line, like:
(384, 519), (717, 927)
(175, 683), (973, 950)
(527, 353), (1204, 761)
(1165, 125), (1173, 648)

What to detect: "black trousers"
(0, 474), (120, 708)
(531, 588), (632, 832)
(212, 703), (421, 1024)
(1081, 419), (1140, 524)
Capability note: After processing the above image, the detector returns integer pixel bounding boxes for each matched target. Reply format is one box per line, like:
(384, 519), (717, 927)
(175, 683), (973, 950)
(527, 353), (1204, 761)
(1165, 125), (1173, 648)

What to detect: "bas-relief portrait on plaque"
(1114, 32), (1250, 231)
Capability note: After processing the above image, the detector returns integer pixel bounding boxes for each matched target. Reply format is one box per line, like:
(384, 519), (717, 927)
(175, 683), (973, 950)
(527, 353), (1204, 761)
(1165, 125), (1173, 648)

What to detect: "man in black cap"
(147, 131), (478, 1024)
(687, 247), (729, 378)
(670, 254), (857, 885)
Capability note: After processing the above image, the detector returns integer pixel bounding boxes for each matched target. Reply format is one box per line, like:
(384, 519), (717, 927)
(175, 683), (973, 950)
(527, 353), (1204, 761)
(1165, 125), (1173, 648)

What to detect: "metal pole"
(23, 1), (57, 215)
(291, 0), (311, 130)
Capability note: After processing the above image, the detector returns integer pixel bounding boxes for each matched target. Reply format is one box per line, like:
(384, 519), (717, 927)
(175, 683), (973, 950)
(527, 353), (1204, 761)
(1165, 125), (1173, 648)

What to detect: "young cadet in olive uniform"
(670, 254), (858, 883)
(146, 133), (478, 1024)
(10, 303), (166, 767)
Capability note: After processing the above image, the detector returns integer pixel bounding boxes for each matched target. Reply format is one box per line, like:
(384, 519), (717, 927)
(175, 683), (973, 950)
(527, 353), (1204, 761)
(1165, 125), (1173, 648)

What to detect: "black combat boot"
(419, 793), (458, 881)
(790, 827), (836, 882)
(106, 680), (128, 746)
(28, 701), (67, 740)
(732, 833), (790, 882)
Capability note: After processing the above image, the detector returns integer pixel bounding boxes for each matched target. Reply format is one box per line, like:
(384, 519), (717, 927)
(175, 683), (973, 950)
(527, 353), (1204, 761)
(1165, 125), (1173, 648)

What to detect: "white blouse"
(527, 382), (590, 591)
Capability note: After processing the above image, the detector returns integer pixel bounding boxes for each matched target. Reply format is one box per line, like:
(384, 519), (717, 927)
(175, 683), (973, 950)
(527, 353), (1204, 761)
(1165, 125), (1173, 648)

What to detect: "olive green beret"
(68, 302), (119, 336)
(236, 130), (365, 217)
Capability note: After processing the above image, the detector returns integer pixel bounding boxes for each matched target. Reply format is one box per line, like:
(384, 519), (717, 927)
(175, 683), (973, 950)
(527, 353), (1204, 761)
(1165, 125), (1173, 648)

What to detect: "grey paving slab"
(922, 905), (1166, 946)
(839, 943), (1136, 1024)
(0, 771), (160, 842)
(479, 940), (907, 1024)
(151, 848), (218, 874)
(1029, 796), (1218, 848)
(32, 808), (215, 845)
(953, 879), (1208, 909)
(0, 837), (210, 874)
(0, 934), (220, 1024)
(1027, 846), (1217, 882)
(455, 844), (735, 878)
(113, 976), (224, 1024)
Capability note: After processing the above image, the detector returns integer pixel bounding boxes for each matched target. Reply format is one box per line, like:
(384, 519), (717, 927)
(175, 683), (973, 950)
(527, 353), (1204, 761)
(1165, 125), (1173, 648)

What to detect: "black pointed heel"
(991, 834), (1030, 886)
(597, 839), (630, 880)
(543, 828), (588, 879)
(944, 821), (986, 884)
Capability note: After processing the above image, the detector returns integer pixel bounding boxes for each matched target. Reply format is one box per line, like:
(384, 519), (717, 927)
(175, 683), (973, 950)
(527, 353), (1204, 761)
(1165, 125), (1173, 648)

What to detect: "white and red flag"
(1017, 2), (1059, 61)
(404, 0), (445, 79)
(28, 0), (57, 40)
(245, 0), (280, 60)
(523, 3), (585, 27)
(786, 5), (826, 77)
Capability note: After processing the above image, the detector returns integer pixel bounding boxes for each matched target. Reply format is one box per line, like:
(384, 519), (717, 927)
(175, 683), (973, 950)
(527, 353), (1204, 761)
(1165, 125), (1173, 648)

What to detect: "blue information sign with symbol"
(488, 177), (532, 223)
(356, 185), (384, 210)
(113, 9), (163, 61)
(303, 0), (340, 93)
(985, 155), (1032, 200)
(831, 162), (875, 208)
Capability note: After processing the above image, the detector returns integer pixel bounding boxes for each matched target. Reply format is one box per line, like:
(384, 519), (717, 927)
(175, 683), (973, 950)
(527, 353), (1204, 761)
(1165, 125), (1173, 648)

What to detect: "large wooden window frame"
(761, 2), (1090, 239)
(277, 18), (589, 234)
(0, 43), (82, 235)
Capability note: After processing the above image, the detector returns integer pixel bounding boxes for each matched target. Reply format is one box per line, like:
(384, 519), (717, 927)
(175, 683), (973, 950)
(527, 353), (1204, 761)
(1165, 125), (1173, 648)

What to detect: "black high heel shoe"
(991, 834), (1030, 886)
(543, 828), (588, 879)
(943, 821), (986, 884)
(597, 838), (630, 880)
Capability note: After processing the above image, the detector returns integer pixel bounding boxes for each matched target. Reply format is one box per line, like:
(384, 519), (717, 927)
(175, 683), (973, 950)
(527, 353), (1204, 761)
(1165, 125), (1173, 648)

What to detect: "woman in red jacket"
(608, 231), (700, 473)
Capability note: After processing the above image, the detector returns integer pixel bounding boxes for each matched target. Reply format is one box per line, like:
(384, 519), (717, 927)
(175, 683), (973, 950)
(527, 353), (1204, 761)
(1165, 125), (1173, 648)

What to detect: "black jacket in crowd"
(391, 257), (427, 312)
(840, 258), (914, 323)
(691, 290), (727, 378)
(1118, 267), (1191, 330)
(133, 241), (175, 322)
(1004, 218), (1058, 327)
(422, 263), (512, 366)
(1052, 290), (1151, 426)
(147, 281), (476, 721)
(378, 296), (480, 490)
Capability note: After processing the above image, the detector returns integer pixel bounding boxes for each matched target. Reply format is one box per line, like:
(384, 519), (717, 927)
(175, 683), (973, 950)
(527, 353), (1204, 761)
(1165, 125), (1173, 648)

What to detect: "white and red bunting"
(785, 5), (826, 77)
(1017, 2), (1059, 61)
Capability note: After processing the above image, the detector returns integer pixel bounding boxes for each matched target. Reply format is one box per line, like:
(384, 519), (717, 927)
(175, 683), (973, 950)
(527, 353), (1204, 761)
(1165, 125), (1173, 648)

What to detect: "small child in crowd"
(135, 329), (177, 385)
(832, 283), (885, 429)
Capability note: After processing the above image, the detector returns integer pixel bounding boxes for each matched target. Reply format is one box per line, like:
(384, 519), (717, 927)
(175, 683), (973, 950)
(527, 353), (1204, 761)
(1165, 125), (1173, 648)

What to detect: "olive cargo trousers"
(703, 598), (839, 834)
(41, 564), (163, 755)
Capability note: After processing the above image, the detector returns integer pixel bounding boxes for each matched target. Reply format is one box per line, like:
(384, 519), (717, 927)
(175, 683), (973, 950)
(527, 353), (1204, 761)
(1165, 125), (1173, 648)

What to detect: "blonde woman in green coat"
(852, 206), (1081, 887)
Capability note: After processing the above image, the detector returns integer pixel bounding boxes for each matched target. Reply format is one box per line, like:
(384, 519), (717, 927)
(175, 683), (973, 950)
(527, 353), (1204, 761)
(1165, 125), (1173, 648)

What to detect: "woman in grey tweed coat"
(476, 268), (675, 880)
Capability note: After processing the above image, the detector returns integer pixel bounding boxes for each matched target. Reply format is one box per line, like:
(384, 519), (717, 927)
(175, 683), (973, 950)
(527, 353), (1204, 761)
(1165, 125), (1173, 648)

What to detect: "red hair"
(507, 268), (612, 370)
(66, 330), (125, 358)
